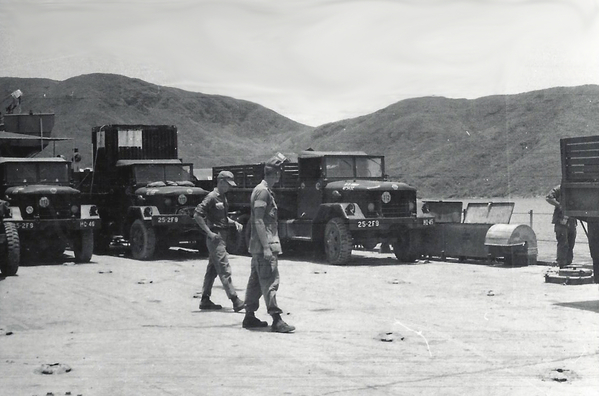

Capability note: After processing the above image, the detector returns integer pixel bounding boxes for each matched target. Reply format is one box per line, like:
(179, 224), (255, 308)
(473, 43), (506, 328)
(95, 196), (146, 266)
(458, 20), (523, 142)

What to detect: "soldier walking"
(194, 171), (245, 311)
(242, 153), (295, 333)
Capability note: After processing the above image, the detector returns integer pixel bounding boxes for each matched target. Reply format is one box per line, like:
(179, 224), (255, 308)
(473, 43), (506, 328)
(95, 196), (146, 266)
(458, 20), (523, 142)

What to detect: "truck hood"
(325, 180), (416, 192)
(135, 186), (209, 197)
(5, 185), (80, 195)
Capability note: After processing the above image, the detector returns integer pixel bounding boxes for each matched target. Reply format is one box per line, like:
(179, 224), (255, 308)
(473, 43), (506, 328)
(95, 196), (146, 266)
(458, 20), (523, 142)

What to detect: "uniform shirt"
(249, 180), (282, 255)
(194, 188), (229, 230)
(546, 185), (575, 227)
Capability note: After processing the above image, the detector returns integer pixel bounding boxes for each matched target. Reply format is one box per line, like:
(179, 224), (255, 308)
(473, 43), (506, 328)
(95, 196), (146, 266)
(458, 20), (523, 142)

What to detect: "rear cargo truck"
(560, 135), (599, 282)
(76, 125), (208, 260)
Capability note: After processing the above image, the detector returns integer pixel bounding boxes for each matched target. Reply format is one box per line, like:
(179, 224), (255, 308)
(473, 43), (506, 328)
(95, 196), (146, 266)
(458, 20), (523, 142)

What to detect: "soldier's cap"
(217, 170), (237, 186)
(264, 152), (289, 170)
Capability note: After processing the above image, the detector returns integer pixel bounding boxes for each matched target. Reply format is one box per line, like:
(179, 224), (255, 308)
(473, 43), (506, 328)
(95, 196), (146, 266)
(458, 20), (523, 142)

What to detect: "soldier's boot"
(199, 296), (222, 310)
(242, 312), (268, 328)
(232, 296), (245, 312)
(271, 313), (295, 333)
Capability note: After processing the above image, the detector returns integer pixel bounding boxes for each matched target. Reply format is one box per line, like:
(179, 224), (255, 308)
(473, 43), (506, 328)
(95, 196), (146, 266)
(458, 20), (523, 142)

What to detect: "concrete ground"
(1, 241), (598, 396)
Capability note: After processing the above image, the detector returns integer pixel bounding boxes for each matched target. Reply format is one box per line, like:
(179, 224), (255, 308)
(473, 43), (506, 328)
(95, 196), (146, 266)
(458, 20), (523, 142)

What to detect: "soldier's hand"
(263, 246), (273, 261)
(234, 221), (243, 233)
(208, 232), (220, 241)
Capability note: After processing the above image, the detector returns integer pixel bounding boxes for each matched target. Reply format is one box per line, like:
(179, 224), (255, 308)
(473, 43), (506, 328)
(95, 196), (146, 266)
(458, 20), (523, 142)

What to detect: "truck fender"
(7, 206), (23, 220)
(126, 206), (159, 224)
(312, 203), (364, 241)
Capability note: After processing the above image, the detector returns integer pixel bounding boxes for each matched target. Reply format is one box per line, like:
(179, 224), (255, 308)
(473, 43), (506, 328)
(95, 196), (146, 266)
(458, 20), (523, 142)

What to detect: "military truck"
(0, 113), (100, 263)
(214, 151), (434, 264)
(76, 125), (209, 260)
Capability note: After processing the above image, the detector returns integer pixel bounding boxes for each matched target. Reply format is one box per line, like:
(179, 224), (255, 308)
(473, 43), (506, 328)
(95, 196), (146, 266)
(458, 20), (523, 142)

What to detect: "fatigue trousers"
(202, 231), (237, 300)
(554, 223), (576, 267)
(244, 254), (282, 315)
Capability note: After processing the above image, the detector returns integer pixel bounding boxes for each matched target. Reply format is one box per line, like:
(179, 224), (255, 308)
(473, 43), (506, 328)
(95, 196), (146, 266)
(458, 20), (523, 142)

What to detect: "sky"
(1, 0), (599, 126)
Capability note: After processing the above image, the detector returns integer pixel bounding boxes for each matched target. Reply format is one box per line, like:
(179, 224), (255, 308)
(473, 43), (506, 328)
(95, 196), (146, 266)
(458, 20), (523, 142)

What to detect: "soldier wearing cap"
(194, 170), (245, 311)
(242, 153), (295, 333)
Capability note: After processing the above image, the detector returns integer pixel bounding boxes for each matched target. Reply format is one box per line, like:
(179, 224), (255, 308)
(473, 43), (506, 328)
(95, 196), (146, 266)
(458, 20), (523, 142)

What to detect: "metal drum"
(485, 224), (537, 266)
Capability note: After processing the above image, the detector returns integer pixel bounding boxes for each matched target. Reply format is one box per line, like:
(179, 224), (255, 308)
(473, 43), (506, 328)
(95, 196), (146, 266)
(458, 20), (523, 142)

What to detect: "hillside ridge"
(2, 74), (598, 197)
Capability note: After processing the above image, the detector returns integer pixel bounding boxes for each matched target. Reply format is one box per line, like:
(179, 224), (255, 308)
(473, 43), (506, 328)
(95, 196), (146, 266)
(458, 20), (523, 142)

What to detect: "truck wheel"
(324, 218), (352, 265)
(73, 230), (94, 263)
(130, 219), (156, 260)
(393, 232), (418, 262)
(0, 222), (20, 276)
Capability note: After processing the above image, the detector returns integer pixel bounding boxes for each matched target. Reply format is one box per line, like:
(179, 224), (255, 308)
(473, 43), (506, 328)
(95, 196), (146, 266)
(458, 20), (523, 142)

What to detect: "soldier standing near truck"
(546, 184), (577, 268)
(194, 171), (245, 311)
(243, 154), (295, 333)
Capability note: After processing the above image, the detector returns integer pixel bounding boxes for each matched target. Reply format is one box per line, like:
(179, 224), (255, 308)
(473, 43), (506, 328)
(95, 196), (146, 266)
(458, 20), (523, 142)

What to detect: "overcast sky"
(1, 0), (598, 126)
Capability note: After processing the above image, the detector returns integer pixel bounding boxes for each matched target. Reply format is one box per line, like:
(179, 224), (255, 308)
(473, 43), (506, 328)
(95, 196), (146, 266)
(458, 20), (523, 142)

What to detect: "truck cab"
(1, 157), (100, 262)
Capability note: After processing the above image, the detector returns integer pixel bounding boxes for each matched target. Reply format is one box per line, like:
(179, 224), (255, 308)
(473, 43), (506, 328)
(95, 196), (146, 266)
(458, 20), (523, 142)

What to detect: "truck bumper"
(151, 214), (197, 229)
(5, 218), (101, 232)
(347, 216), (434, 232)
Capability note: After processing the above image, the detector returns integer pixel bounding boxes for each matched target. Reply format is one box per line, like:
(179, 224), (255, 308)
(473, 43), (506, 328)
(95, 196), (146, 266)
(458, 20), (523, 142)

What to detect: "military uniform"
(245, 180), (283, 315)
(196, 188), (239, 300)
(546, 185), (577, 267)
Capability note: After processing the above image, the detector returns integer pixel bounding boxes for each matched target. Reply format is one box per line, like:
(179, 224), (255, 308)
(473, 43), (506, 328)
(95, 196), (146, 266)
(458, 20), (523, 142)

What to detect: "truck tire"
(73, 230), (94, 263)
(393, 231), (418, 262)
(130, 219), (156, 260)
(0, 222), (20, 276)
(324, 217), (352, 265)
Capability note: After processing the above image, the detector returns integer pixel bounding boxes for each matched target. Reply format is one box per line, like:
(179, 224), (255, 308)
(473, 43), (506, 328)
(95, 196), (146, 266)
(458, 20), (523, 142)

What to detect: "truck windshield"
(5, 162), (70, 184)
(325, 156), (384, 178)
(134, 164), (193, 184)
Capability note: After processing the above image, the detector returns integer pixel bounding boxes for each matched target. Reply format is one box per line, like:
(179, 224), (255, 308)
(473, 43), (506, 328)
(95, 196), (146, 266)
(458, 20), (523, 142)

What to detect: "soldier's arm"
(194, 196), (218, 240)
(545, 187), (560, 208)
(253, 193), (272, 259)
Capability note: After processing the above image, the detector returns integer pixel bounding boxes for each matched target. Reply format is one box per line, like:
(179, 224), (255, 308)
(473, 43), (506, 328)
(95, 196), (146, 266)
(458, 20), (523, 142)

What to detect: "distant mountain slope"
(2, 74), (598, 197)
(0, 73), (313, 168)
(298, 86), (599, 197)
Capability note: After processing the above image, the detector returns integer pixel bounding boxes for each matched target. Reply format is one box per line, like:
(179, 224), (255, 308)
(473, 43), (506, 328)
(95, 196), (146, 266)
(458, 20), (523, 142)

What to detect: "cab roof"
(298, 150), (372, 159)
(0, 157), (69, 164)
(115, 159), (185, 167)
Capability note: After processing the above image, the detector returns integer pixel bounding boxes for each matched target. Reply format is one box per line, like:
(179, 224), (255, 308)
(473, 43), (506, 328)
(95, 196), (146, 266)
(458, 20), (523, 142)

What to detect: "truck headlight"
(177, 194), (187, 205)
(165, 198), (172, 206)
(26, 205), (34, 214)
(39, 197), (50, 208)
(367, 202), (375, 212)
(71, 205), (80, 214)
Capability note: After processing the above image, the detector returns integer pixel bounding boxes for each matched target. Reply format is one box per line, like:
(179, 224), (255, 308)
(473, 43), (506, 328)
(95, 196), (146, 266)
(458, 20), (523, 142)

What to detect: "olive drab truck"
(214, 151), (434, 265)
(75, 125), (209, 260)
(0, 113), (100, 265)
(560, 135), (599, 282)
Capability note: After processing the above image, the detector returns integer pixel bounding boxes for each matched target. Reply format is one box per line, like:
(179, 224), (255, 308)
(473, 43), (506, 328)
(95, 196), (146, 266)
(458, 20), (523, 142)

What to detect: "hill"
(0, 74), (313, 168)
(300, 86), (599, 197)
(2, 74), (599, 197)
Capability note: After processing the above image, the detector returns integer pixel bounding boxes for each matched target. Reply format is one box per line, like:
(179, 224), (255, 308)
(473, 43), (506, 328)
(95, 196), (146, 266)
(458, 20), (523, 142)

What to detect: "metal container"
(2, 113), (55, 136)
(92, 124), (178, 173)
(418, 201), (537, 265)
(485, 224), (538, 265)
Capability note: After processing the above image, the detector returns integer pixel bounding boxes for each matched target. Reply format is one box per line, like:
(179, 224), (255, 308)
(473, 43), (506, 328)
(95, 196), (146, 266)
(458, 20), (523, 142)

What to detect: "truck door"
(297, 157), (323, 219)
